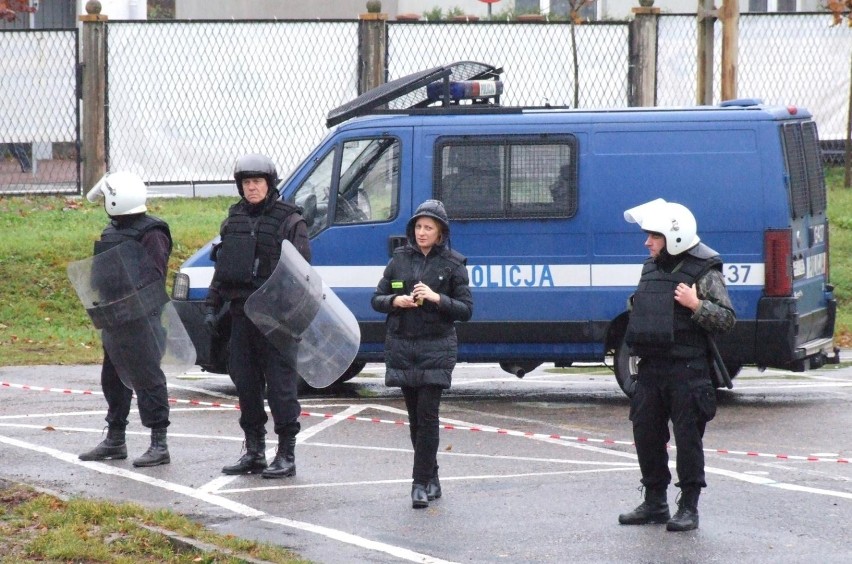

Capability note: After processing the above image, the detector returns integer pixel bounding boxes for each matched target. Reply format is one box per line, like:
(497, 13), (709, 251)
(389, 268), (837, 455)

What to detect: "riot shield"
(67, 241), (196, 390)
(244, 240), (360, 388)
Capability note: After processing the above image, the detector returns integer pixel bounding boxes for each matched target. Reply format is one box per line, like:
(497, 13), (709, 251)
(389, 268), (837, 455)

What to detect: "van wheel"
(614, 339), (639, 398)
(298, 360), (367, 394)
(338, 360), (366, 383)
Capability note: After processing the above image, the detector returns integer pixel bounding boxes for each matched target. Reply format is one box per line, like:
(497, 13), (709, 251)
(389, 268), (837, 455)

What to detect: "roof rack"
(326, 61), (503, 128)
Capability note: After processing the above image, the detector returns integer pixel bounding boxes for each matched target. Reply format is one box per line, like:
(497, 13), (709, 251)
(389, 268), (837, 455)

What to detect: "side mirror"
(302, 194), (317, 228)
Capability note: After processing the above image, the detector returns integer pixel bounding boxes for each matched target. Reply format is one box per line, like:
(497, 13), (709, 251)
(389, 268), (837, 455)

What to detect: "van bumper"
(750, 295), (838, 371)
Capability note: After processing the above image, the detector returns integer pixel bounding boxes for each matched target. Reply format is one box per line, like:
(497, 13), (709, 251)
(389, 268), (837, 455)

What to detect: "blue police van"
(172, 62), (838, 395)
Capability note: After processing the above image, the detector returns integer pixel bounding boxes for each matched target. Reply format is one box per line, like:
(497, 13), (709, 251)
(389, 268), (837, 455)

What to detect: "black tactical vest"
(625, 251), (721, 359)
(216, 200), (300, 288)
(91, 215), (172, 305)
(94, 214), (173, 256)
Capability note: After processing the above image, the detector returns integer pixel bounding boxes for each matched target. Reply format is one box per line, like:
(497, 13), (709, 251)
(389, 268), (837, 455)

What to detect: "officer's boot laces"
(618, 485), (670, 525)
(79, 426), (127, 461)
(666, 488), (700, 531)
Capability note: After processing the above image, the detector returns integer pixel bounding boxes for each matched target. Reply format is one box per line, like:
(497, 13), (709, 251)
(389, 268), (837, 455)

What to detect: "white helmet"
(86, 171), (148, 216)
(623, 198), (700, 256)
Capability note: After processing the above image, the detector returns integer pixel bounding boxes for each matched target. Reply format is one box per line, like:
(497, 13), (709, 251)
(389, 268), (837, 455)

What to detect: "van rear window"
(434, 136), (578, 220)
(782, 121), (826, 218)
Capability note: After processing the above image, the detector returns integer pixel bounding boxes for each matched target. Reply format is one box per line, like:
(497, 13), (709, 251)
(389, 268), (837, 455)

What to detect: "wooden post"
(845, 50), (851, 188)
(696, 0), (716, 105)
(720, 0), (739, 102)
(628, 7), (660, 107)
(79, 7), (108, 192)
(358, 12), (388, 95)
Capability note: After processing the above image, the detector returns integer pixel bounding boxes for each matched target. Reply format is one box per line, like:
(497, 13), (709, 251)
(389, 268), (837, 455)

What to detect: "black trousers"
(402, 385), (442, 485)
(101, 349), (170, 430)
(629, 356), (717, 491)
(228, 311), (301, 437)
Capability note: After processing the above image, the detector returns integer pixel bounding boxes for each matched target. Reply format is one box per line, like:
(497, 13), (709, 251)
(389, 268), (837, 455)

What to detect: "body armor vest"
(216, 200), (300, 288)
(91, 215), (172, 306)
(94, 214), (172, 256)
(625, 251), (721, 359)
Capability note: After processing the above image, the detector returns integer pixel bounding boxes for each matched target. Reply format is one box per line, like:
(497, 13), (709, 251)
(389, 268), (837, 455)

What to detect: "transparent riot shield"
(244, 240), (361, 388)
(67, 241), (196, 390)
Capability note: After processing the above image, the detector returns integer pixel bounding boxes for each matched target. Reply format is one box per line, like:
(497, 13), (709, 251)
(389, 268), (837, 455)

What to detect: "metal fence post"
(79, 5), (108, 192)
(628, 7), (660, 107)
(358, 11), (388, 95)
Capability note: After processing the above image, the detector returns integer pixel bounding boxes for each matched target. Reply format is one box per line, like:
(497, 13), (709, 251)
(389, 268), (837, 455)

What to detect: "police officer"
(371, 200), (473, 508)
(79, 171), (173, 467)
(206, 153), (311, 479)
(618, 198), (735, 531)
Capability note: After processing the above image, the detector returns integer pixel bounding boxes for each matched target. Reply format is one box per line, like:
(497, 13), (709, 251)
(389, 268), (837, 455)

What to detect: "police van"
(172, 61), (838, 395)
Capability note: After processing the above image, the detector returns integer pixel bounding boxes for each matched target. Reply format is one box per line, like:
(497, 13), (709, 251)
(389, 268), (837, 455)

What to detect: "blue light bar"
(426, 80), (504, 102)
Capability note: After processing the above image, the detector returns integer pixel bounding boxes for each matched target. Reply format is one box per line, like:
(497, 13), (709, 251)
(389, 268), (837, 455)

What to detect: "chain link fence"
(105, 20), (359, 184)
(387, 21), (629, 108)
(658, 12), (851, 157)
(0, 29), (79, 195)
(1, 14), (849, 194)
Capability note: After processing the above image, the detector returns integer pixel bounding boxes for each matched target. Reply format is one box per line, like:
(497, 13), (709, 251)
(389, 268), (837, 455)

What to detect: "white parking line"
(198, 404), (369, 494)
(217, 467), (638, 494)
(0, 433), (460, 564)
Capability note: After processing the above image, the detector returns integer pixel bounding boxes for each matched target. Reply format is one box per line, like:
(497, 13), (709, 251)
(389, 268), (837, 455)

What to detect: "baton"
(706, 333), (733, 389)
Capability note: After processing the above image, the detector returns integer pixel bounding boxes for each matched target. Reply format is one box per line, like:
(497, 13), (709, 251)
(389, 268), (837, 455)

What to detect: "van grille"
(781, 121), (826, 218)
(802, 122), (826, 214)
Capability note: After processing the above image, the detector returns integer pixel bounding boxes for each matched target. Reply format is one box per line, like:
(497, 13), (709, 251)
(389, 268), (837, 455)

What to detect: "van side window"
(291, 149), (336, 238)
(435, 136), (578, 220)
(333, 137), (400, 226)
(781, 121), (826, 218)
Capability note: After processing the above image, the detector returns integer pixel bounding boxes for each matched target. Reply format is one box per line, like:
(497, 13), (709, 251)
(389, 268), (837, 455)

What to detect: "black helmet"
(406, 199), (450, 243)
(233, 153), (278, 196)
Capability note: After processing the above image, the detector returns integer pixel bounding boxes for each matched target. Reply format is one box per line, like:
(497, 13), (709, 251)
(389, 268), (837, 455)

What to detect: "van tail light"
(764, 229), (792, 297)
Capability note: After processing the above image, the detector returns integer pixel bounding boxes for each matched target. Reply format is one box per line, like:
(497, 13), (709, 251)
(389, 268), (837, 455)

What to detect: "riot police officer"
(206, 153), (311, 479)
(79, 171), (173, 467)
(618, 198), (735, 531)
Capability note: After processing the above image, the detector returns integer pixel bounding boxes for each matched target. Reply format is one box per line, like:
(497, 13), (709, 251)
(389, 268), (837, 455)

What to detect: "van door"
(757, 119), (834, 369)
(285, 128), (413, 359)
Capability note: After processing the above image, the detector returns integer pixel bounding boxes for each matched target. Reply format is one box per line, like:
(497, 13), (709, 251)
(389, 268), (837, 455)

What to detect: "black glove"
(204, 306), (218, 338)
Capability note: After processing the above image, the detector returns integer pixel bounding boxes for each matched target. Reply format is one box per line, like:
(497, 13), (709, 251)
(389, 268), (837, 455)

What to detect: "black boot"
(411, 483), (429, 509)
(261, 435), (296, 479)
(133, 428), (170, 467)
(667, 487), (700, 531)
(222, 431), (267, 475)
(427, 467), (442, 501)
(618, 487), (670, 525)
(79, 427), (127, 461)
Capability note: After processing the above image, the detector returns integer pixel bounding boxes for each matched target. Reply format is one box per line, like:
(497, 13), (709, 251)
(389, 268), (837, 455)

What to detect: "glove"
(204, 306), (218, 338)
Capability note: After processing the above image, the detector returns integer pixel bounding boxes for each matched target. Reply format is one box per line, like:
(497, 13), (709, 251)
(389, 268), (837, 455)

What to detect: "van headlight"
(172, 272), (190, 300)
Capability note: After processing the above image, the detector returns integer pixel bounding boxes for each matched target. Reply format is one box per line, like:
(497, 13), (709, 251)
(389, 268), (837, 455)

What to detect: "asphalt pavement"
(1, 360), (851, 563)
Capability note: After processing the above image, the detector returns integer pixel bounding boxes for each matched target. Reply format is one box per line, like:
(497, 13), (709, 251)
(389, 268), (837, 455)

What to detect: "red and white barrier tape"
(2, 381), (849, 464)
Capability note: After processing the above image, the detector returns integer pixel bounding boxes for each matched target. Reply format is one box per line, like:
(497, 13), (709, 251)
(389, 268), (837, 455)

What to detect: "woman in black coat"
(371, 199), (473, 509)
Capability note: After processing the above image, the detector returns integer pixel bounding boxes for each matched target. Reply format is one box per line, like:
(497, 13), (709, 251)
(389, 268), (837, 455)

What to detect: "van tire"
(338, 360), (366, 383)
(614, 338), (639, 398)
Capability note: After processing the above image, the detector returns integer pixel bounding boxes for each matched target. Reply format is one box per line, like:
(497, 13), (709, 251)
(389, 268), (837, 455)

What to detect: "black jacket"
(372, 243), (473, 389)
(207, 190), (310, 310)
